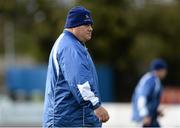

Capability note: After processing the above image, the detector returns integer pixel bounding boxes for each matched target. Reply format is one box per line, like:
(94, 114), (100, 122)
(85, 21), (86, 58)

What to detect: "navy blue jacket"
(43, 30), (102, 127)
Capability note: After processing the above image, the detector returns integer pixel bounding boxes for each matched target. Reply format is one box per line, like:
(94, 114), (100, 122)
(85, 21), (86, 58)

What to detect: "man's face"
(73, 24), (93, 42)
(157, 69), (168, 79)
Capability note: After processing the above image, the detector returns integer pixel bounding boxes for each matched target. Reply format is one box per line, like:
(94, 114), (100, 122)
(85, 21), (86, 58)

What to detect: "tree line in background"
(0, 0), (180, 101)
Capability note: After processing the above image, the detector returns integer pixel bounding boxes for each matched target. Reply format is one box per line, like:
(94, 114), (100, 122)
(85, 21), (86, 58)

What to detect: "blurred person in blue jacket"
(132, 59), (168, 127)
(43, 6), (109, 127)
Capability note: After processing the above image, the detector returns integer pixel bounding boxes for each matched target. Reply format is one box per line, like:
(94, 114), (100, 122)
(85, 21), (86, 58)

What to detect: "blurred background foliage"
(0, 0), (180, 101)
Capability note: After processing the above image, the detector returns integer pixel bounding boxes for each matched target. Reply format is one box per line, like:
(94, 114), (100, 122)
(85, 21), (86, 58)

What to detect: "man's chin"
(85, 37), (91, 42)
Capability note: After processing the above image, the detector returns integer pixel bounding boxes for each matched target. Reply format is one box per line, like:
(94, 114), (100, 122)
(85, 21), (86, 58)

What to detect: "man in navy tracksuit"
(43, 6), (109, 127)
(132, 59), (168, 127)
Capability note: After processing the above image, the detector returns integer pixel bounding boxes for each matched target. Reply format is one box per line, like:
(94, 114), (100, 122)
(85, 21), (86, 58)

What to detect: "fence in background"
(5, 66), (47, 95)
(161, 87), (180, 104)
(4, 65), (115, 102)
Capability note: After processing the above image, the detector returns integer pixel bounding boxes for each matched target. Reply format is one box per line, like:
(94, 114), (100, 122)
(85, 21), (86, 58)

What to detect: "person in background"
(132, 59), (168, 127)
(43, 6), (109, 127)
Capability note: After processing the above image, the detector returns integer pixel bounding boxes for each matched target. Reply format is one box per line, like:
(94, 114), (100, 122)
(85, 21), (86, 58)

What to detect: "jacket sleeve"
(137, 79), (155, 118)
(59, 47), (101, 110)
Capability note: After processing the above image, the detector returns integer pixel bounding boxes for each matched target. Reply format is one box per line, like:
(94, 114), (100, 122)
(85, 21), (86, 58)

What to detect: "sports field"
(0, 98), (179, 127)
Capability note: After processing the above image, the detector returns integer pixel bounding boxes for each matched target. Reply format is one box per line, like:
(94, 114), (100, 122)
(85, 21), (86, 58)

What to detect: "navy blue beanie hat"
(150, 59), (167, 71)
(65, 6), (93, 28)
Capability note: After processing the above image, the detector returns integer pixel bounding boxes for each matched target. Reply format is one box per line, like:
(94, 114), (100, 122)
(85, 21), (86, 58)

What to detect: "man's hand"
(143, 116), (151, 126)
(94, 106), (109, 123)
